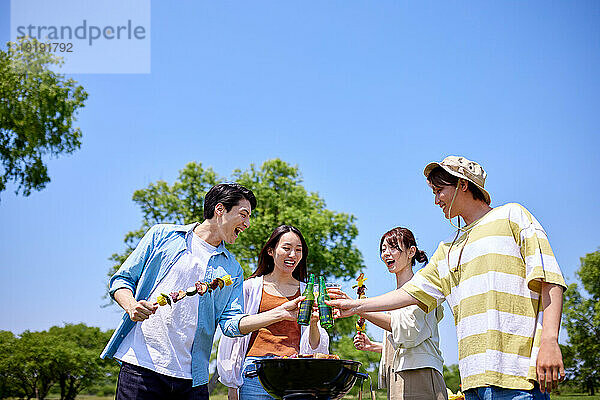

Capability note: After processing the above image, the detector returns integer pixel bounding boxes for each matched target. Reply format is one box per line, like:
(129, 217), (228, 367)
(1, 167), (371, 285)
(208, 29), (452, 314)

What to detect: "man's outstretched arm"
(327, 288), (422, 318)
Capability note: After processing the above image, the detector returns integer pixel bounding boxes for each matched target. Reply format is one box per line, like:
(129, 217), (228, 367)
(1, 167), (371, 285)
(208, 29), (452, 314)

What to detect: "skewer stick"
(352, 273), (368, 333)
(152, 275), (233, 308)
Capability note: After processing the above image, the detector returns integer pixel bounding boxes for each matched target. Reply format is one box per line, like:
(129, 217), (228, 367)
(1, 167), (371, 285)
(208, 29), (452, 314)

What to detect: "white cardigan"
(217, 276), (330, 388)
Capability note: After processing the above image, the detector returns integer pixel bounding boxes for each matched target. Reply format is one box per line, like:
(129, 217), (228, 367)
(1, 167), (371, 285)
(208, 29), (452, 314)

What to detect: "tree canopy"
(562, 248), (600, 395)
(108, 159), (365, 280)
(0, 324), (116, 400)
(0, 38), (87, 198)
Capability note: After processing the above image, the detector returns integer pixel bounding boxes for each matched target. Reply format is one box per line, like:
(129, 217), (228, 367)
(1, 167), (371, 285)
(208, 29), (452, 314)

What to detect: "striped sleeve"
(511, 204), (566, 292)
(402, 243), (447, 313)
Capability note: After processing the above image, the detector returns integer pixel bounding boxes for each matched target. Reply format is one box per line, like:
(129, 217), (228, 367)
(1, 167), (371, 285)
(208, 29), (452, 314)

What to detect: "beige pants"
(386, 367), (448, 400)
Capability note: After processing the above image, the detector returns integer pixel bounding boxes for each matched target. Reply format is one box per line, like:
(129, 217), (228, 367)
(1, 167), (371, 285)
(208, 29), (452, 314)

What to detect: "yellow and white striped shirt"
(402, 203), (566, 391)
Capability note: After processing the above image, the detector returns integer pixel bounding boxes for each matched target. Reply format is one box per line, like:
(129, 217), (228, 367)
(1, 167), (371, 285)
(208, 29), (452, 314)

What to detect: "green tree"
(0, 38), (87, 198)
(47, 324), (116, 400)
(0, 325), (117, 400)
(443, 364), (461, 393)
(108, 158), (364, 282)
(562, 248), (600, 395)
(10, 330), (57, 399)
(0, 330), (26, 399)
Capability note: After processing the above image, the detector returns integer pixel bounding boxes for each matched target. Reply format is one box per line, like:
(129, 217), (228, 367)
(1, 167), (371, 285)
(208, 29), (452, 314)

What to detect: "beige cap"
(424, 156), (491, 205)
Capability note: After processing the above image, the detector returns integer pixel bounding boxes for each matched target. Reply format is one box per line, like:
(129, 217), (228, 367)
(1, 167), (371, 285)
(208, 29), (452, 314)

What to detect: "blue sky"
(1, 1), (599, 367)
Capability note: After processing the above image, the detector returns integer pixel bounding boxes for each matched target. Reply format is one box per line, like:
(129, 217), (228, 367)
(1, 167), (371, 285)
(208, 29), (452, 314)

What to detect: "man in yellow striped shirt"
(329, 156), (566, 399)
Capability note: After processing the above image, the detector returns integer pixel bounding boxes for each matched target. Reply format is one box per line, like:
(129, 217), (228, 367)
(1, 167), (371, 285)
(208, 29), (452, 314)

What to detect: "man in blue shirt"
(101, 183), (304, 399)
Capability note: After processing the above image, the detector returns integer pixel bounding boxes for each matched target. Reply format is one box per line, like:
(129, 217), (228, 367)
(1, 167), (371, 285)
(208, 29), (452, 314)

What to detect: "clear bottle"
(317, 275), (334, 329)
(297, 274), (315, 326)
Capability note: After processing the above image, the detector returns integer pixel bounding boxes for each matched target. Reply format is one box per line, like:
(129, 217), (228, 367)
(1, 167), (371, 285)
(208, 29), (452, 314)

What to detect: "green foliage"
(231, 159), (363, 279)
(0, 38), (87, 198)
(13, 330), (57, 399)
(0, 324), (117, 400)
(443, 364), (461, 393)
(108, 158), (365, 294)
(0, 330), (26, 399)
(47, 324), (117, 400)
(562, 248), (600, 395)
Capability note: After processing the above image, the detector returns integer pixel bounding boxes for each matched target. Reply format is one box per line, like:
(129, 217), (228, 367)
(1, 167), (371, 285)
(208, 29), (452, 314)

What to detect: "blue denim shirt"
(100, 223), (247, 386)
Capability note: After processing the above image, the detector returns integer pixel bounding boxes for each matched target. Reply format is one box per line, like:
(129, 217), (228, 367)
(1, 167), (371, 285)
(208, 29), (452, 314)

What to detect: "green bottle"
(297, 274), (315, 326)
(317, 275), (334, 329)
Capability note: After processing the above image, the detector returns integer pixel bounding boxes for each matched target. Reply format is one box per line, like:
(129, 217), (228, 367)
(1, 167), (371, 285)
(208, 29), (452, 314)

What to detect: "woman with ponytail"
(329, 227), (447, 400)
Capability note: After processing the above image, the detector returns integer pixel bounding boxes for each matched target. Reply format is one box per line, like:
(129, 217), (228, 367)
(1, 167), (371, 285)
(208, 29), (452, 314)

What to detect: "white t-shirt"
(114, 233), (216, 379)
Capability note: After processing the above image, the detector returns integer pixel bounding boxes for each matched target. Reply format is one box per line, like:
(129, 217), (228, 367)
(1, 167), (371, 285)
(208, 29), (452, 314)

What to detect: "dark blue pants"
(116, 362), (209, 400)
(465, 384), (551, 400)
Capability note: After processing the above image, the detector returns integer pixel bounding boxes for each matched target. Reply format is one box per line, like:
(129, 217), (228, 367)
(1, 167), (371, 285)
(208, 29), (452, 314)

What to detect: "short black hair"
(427, 167), (487, 203)
(203, 183), (257, 220)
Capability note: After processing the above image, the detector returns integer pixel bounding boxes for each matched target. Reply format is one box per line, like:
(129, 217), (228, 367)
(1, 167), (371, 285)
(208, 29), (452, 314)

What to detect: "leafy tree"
(562, 248), (600, 395)
(443, 364), (461, 393)
(0, 330), (26, 399)
(0, 38), (88, 198)
(0, 325), (116, 400)
(47, 324), (116, 400)
(10, 330), (57, 399)
(108, 158), (364, 283)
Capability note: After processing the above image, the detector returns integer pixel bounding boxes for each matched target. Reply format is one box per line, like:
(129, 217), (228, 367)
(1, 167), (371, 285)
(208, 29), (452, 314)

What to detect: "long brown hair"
(379, 227), (428, 266)
(249, 225), (308, 282)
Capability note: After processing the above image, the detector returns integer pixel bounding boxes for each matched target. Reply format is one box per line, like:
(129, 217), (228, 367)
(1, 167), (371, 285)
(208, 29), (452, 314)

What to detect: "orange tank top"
(246, 287), (301, 357)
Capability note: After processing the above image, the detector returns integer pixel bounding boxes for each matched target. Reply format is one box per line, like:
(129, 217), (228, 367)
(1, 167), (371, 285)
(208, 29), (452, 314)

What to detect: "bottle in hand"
(297, 273), (316, 326)
(317, 275), (334, 329)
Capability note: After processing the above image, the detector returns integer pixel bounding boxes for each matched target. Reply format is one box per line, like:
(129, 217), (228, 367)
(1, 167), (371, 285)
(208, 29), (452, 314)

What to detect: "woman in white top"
(217, 225), (329, 400)
(330, 227), (447, 400)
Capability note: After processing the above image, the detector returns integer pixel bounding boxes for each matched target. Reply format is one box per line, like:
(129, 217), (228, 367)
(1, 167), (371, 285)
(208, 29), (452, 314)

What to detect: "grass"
(190, 394), (600, 400)
(36, 391), (600, 399)
(552, 396), (600, 400)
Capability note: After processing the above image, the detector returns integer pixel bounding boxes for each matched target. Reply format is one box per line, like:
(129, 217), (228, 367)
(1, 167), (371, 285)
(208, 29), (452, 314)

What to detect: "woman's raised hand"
(353, 332), (371, 351)
(353, 332), (382, 353)
(310, 302), (320, 325)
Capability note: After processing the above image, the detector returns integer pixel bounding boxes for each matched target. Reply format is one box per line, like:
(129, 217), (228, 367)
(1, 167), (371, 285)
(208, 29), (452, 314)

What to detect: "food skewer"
(153, 275), (233, 307)
(352, 272), (383, 400)
(352, 272), (367, 332)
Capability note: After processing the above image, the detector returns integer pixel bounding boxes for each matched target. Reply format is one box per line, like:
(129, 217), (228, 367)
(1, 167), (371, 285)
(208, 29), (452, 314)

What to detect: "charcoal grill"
(246, 358), (369, 400)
